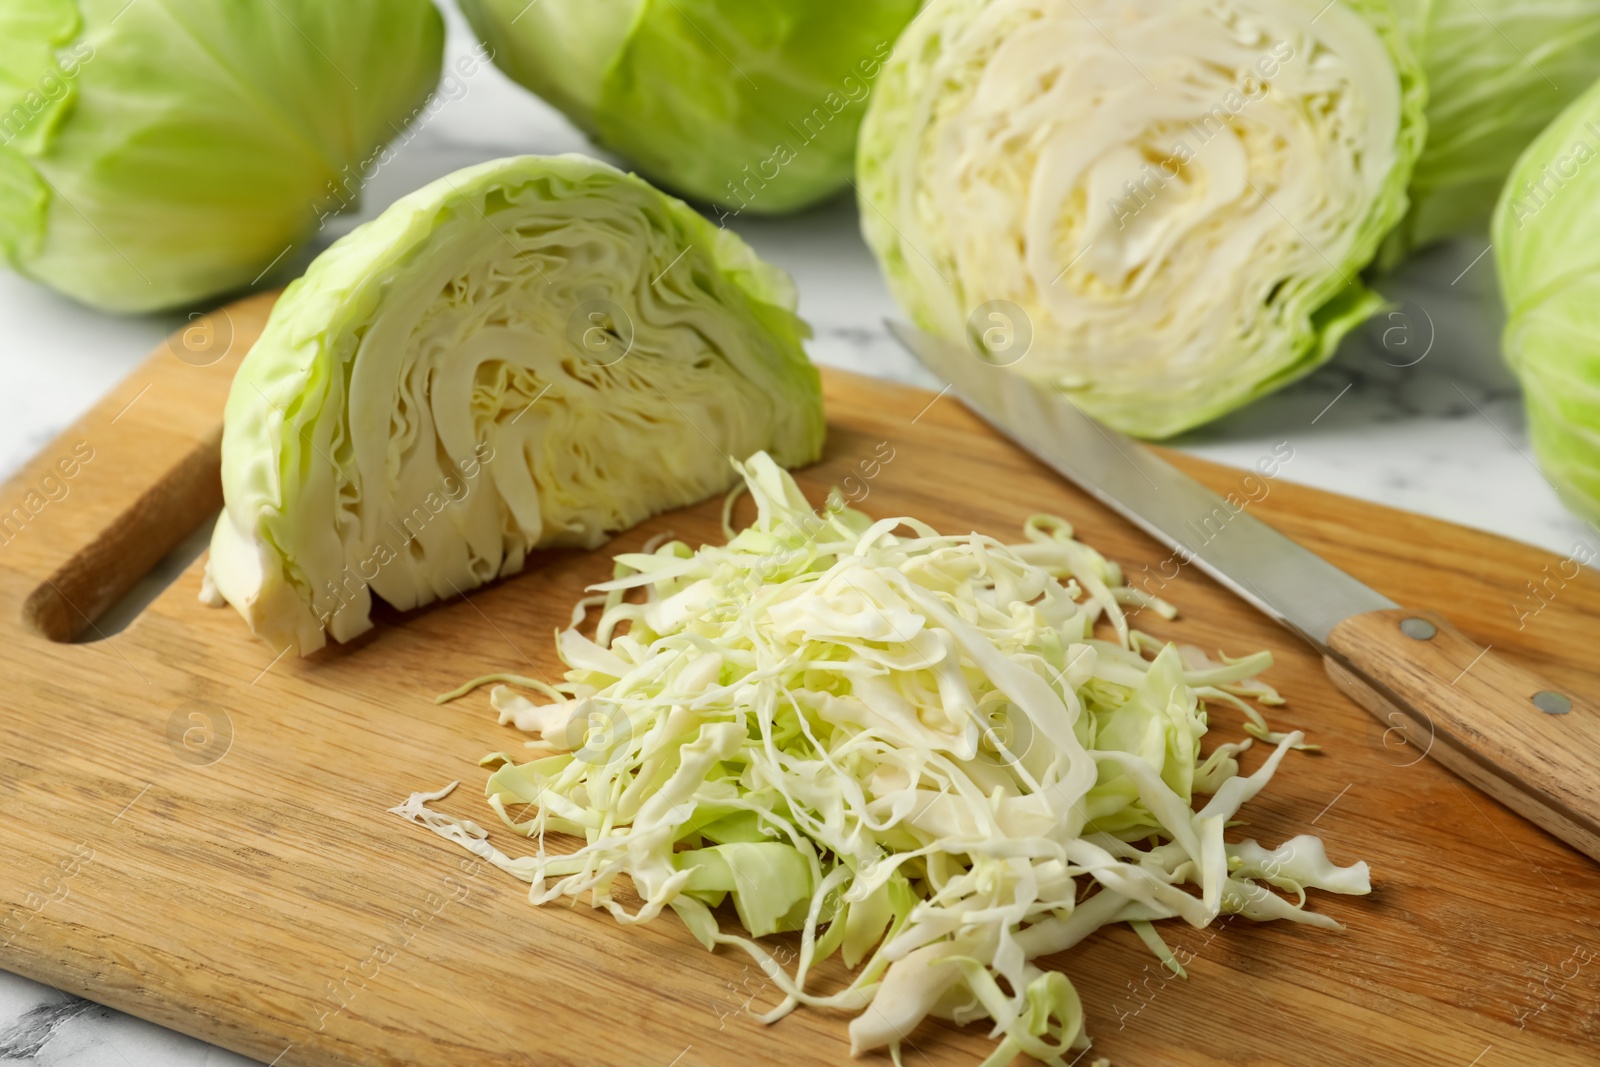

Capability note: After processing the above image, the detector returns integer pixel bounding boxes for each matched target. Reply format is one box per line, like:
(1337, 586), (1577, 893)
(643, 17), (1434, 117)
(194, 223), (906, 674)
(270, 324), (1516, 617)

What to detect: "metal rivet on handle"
(1399, 617), (1438, 640)
(1532, 691), (1573, 716)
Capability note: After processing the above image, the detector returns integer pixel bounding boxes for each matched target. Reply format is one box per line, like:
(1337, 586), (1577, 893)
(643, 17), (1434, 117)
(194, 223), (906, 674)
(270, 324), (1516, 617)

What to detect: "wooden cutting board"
(1, 291), (1597, 1067)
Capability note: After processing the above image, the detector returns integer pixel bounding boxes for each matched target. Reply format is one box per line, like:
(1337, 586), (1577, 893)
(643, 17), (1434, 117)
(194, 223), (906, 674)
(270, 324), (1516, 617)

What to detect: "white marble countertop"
(1, 10), (1595, 1067)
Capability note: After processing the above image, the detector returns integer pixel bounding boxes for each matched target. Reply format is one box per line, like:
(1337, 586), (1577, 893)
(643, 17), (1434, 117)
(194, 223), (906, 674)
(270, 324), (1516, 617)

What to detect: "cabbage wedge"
(858, 0), (1426, 438)
(204, 156), (823, 655)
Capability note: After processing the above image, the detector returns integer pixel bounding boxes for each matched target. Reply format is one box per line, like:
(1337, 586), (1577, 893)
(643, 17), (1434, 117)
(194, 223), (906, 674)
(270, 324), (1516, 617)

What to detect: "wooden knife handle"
(1324, 608), (1600, 862)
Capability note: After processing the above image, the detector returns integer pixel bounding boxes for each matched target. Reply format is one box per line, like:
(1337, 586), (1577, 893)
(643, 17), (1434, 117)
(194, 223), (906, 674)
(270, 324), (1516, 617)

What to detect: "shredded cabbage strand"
(393, 452), (1370, 1063)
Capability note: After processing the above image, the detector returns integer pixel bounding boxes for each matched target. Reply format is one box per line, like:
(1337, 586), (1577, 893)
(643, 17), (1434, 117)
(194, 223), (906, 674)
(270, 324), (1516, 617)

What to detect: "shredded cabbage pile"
(393, 452), (1370, 1064)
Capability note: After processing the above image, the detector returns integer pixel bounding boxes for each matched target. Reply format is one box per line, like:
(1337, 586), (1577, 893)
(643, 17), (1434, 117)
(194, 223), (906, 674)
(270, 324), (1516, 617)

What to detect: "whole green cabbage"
(1386, 0), (1600, 258)
(457, 0), (921, 215)
(858, 0), (1426, 438)
(204, 155), (824, 655)
(0, 0), (444, 312)
(1493, 77), (1600, 526)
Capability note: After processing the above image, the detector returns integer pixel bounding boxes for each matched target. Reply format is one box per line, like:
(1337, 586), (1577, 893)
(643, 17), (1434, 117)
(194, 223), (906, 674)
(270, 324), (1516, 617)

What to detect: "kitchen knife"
(890, 320), (1600, 862)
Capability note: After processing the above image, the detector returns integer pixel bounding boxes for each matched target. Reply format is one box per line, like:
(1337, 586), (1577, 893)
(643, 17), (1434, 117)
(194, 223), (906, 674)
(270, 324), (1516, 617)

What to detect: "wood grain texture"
(1327, 610), (1600, 863)
(1, 295), (1598, 1067)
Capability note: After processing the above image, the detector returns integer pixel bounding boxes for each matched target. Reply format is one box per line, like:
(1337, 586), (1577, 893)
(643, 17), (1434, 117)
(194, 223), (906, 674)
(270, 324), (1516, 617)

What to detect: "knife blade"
(890, 319), (1600, 862)
(888, 320), (1395, 648)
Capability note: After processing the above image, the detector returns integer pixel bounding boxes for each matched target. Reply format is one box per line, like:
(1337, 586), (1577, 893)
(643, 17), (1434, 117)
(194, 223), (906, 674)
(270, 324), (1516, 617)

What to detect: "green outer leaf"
(595, 0), (920, 213)
(455, 0), (642, 127)
(1383, 0), (1600, 259)
(459, 0), (921, 214)
(672, 842), (814, 936)
(0, 0), (80, 266)
(857, 0), (1427, 439)
(0, 144), (51, 268)
(2, 0), (445, 312)
(0, 0), (81, 154)
(1492, 77), (1600, 526)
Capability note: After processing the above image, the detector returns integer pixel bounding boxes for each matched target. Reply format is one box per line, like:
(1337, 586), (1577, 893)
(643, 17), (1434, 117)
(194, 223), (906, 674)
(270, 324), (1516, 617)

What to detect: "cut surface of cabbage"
(394, 453), (1370, 1063)
(858, 0), (1425, 438)
(204, 156), (823, 655)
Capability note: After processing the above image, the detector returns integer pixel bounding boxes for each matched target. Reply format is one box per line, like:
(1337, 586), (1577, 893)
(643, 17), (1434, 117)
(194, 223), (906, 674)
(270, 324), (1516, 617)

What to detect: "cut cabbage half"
(858, 0), (1426, 438)
(204, 155), (823, 655)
